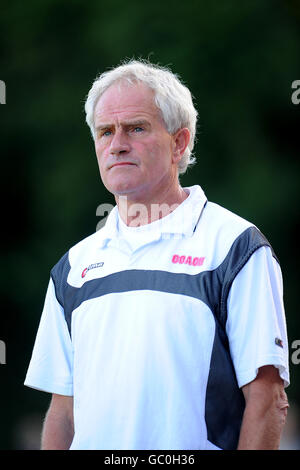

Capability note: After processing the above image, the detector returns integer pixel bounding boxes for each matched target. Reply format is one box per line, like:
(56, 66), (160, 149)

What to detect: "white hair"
(84, 59), (198, 175)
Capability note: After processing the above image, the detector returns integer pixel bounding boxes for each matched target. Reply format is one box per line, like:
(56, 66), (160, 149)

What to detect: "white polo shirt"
(24, 185), (289, 450)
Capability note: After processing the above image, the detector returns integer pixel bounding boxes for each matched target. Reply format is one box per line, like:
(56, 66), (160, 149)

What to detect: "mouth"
(109, 162), (137, 169)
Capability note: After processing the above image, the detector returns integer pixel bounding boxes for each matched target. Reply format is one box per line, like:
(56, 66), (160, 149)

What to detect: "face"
(93, 81), (181, 203)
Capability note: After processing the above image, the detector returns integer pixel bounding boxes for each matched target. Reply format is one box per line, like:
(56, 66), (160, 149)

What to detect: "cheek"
(148, 141), (172, 169)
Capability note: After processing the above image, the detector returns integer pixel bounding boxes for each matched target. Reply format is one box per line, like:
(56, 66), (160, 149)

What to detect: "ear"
(172, 128), (190, 164)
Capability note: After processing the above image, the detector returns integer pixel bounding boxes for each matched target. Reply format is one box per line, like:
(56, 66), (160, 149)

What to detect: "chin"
(105, 178), (141, 197)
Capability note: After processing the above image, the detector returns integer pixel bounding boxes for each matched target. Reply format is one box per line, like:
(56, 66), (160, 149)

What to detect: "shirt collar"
(96, 185), (207, 248)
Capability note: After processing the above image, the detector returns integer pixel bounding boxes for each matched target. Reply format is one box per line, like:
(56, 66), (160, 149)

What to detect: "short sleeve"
(226, 246), (289, 389)
(24, 278), (73, 395)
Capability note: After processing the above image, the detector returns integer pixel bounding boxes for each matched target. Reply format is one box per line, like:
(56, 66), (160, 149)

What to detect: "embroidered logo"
(82, 262), (104, 278)
(275, 337), (283, 348)
(172, 254), (205, 266)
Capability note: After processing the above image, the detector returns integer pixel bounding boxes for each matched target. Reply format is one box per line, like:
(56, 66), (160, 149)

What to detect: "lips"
(109, 162), (137, 169)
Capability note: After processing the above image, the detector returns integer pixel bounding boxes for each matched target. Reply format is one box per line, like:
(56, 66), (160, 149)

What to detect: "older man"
(24, 60), (289, 450)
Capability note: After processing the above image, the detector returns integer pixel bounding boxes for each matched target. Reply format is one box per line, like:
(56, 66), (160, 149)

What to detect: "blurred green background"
(0, 0), (299, 450)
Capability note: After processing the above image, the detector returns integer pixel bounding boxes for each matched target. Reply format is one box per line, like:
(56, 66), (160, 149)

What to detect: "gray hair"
(84, 59), (198, 175)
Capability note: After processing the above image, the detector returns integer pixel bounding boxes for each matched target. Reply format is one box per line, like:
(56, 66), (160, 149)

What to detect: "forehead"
(94, 81), (162, 125)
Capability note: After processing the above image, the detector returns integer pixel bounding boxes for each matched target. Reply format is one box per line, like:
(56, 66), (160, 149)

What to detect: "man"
(24, 60), (289, 450)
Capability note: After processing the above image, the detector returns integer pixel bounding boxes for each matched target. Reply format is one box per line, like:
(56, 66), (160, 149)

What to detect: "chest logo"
(82, 262), (104, 278)
(172, 254), (205, 266)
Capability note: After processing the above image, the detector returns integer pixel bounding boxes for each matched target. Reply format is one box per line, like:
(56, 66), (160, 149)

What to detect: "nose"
(109, 129), (130, 155)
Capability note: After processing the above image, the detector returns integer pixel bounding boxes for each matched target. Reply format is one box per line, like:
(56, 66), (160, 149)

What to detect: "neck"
(115, 182), (188, 227)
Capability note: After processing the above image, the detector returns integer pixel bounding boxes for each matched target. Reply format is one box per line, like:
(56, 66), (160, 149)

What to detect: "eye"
(133, 126), (144, 133)
(96, 129), (111, 139)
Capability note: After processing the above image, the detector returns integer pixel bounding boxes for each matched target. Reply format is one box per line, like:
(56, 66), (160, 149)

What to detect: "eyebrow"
(95, 119), (151, 132)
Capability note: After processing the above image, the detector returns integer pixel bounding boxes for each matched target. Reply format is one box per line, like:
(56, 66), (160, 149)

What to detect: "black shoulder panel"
(219, 226), (276, 330)
(50, 251), (71, 309)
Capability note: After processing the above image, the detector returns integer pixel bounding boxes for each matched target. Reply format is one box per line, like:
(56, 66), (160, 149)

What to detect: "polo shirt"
(24, 185), (289, 450)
